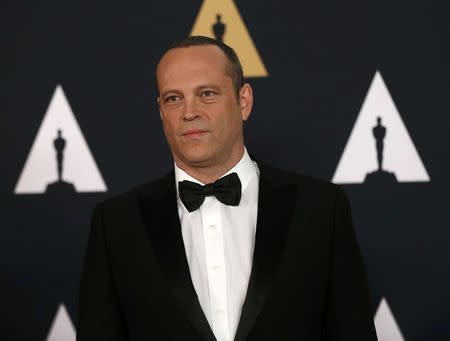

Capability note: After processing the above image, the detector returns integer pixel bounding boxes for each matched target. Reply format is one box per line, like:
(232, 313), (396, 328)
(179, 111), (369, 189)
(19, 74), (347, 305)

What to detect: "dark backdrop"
(2, 1), (449, 340)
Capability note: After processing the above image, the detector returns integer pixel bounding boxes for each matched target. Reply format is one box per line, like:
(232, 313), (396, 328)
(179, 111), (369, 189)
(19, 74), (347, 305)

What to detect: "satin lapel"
(234, 165), (298, 341)
(139, 172), (216, 341)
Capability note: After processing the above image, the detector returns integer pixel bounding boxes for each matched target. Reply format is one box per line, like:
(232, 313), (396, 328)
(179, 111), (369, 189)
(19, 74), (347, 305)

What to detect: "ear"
(239, 83), (253, 121)
(157, 96), (162, 119)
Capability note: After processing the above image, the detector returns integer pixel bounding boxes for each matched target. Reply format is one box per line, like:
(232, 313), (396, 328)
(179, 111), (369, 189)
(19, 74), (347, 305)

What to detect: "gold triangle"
(190, 0), (268, 78)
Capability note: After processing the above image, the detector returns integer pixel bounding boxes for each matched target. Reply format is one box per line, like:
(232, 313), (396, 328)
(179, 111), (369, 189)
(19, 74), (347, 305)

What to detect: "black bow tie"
(178, 172), (242, 212)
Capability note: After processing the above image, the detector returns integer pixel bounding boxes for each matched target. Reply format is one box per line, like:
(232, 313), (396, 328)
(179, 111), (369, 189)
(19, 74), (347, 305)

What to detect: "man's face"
(156, 45), (252, 170)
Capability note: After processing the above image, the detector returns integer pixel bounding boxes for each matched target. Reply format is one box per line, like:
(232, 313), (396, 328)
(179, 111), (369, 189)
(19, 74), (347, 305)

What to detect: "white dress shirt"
(174, 148), (260, 341)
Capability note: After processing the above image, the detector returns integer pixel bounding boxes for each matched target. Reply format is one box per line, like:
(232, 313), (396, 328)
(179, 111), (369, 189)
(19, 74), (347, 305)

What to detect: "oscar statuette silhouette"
(46, 129), (76, 194)
(212, 14), (225, 42)
(364, 117), (398, 184)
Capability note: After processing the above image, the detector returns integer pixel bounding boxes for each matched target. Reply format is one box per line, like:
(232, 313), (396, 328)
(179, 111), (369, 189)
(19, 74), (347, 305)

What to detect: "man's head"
(156, 36), (253, 176)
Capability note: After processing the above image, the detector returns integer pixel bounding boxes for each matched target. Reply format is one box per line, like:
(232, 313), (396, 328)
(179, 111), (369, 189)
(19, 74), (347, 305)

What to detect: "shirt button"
(217, 309), (224, 315)
(212, 265), (221, 271)
(209, 224), (217, 230)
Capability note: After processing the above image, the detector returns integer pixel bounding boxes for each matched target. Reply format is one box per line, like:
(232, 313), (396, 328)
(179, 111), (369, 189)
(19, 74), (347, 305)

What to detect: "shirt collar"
(174, 147), (257, 197)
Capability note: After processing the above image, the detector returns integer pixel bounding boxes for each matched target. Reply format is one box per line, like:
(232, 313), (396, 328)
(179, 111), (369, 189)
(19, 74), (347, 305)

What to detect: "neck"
(175, 145), (245, 184)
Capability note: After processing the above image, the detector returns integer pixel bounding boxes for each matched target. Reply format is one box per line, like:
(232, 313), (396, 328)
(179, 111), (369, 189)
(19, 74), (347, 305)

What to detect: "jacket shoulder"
(258, 161), (341, 196)
(95, 171), (174, 212)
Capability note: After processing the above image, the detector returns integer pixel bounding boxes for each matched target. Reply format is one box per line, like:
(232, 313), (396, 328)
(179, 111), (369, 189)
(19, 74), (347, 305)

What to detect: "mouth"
(181, 129), (208, 138)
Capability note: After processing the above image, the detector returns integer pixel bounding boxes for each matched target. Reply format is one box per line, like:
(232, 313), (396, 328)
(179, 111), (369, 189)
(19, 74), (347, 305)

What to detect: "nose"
(183, 97), (201, 121)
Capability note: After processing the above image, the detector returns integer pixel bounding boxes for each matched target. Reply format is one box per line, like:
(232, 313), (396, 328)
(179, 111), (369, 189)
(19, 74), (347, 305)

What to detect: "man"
(76, 36), (378, 341)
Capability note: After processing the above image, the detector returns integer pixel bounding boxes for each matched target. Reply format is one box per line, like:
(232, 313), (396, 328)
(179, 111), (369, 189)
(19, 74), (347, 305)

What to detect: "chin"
(179, 147), (214, 166)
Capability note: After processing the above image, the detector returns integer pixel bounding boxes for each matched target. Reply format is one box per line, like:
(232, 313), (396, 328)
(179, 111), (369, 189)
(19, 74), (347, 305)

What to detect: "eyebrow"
(160, 89), (182, 99)
(160, 84), (223, 98)
(197, 84), (222, 92)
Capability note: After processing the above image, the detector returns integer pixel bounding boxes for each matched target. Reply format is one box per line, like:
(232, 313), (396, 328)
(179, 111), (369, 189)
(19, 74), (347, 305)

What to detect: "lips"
(182, 129), (208, 137)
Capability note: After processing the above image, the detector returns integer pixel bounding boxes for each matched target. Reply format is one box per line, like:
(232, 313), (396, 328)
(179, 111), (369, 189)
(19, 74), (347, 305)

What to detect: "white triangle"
(374, 298), (405, 341)
(14, 85), (107, 194)
(332, 71), (430, 184)
(46, 304), (76, 341)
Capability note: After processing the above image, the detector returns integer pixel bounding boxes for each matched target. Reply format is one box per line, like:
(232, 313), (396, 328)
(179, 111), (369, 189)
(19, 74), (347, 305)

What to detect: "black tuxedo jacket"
(76, 163), (378, 341)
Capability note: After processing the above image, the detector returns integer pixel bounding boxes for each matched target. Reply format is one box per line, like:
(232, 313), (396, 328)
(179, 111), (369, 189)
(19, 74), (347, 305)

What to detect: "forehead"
(157, 45), (229, 87)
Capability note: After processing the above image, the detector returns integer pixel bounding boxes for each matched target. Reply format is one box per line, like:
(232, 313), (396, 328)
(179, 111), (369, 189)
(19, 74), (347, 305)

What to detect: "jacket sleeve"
(324, 186), (378, 340)
(76, 204), (127, 341)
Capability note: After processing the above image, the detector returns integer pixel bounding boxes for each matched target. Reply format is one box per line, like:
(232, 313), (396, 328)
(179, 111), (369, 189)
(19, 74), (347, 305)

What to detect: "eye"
(164, 95), (180, 103)
(201, 90), (216, 97)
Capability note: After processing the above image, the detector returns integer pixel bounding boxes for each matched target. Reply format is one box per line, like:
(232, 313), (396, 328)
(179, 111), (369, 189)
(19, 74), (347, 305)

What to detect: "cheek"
(161, 116), (179, 142)
(220, 107), (242, 137)
(214, 101), (240, 129)
(211, 111), (232, 140)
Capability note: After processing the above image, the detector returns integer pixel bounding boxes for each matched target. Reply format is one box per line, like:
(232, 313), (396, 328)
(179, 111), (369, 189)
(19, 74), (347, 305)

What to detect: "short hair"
(159, 36), (244, 99)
